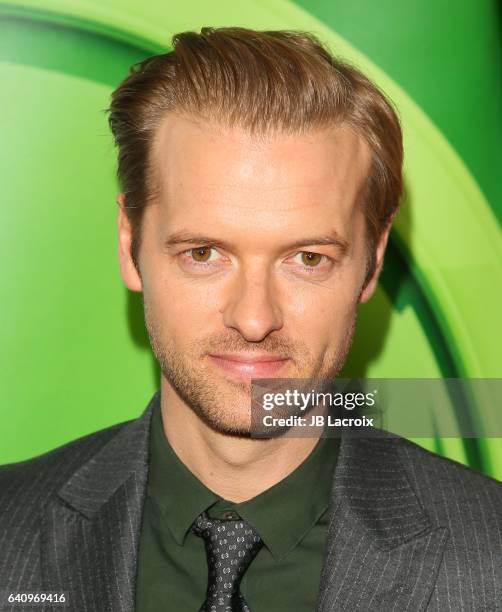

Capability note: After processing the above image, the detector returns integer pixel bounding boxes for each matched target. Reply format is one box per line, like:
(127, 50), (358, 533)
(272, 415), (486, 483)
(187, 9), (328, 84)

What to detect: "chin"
(207, 418), (252, 438)
(197, 406), (252, 437)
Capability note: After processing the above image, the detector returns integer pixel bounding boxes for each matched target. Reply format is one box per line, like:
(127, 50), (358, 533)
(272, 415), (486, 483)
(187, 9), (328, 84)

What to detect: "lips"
(208, 353), (290, 379)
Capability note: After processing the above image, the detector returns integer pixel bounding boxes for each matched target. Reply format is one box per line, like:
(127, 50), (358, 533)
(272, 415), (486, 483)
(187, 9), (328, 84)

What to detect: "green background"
(1, 1), (501, 476)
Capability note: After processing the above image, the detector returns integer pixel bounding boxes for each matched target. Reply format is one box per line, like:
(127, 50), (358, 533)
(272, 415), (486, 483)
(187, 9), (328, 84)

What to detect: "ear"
(116, 192), (143, 292)
(358, 219), (393, 304)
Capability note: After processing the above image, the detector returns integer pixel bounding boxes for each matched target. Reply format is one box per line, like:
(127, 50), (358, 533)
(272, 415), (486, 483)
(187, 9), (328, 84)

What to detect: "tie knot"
(191, 511), (263, 611)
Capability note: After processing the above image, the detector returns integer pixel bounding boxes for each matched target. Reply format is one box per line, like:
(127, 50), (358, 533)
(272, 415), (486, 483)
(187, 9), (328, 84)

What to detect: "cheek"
(142, 268), (221, 341)
(283, 280), (358, 353)
(285, 268), (360, 318)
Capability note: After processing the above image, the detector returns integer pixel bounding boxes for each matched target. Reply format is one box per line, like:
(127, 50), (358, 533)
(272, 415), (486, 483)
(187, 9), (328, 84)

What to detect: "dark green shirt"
(135, 398), (339, 611)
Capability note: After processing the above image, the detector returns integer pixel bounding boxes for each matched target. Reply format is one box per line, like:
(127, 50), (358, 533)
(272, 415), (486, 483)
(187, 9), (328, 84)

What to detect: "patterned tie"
(191, 510), (264, 611)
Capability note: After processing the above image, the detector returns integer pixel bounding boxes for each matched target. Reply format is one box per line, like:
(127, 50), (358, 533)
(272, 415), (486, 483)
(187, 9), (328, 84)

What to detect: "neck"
(160, 380), (322, 503)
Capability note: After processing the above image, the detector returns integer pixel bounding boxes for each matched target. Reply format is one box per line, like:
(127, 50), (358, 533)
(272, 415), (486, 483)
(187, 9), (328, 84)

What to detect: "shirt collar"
(232, 431), (339, 560)
(147, 393), (339, 560)
(147, 396), (220, 545)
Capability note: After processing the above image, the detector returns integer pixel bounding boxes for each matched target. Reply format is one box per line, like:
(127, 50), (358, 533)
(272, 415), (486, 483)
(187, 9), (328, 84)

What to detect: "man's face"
(118, 114), (388, 435)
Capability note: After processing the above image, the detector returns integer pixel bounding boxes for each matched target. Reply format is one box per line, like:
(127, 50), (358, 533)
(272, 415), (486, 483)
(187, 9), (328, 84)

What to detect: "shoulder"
(394, 435), (502, 521)
(0, 419), (132, 517)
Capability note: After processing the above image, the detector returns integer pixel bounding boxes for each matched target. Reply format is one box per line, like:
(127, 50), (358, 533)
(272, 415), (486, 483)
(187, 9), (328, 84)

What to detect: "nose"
(221, 264), (284, 342)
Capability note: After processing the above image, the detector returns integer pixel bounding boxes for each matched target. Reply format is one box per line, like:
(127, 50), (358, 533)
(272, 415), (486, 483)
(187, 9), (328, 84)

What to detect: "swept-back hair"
(106, 26), (403, 282)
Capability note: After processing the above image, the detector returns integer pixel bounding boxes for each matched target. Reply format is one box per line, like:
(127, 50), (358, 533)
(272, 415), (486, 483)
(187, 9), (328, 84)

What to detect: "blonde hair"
(106, 26), (403, 283)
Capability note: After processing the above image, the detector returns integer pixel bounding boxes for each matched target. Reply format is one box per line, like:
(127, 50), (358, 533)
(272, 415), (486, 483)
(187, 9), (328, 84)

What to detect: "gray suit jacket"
(1, 390), (501, 611)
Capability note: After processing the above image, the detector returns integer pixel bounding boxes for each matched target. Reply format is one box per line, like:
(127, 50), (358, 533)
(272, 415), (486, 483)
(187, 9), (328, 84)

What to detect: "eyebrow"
(163, 231), (350, 254)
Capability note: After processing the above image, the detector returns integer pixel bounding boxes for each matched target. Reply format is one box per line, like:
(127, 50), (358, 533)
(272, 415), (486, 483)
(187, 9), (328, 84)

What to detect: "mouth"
(207, 353), (291, 380)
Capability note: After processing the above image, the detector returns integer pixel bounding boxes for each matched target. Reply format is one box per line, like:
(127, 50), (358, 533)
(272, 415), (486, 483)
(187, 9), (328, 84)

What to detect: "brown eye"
(301, 251), (323, 266)
(190, 247), (212, 262)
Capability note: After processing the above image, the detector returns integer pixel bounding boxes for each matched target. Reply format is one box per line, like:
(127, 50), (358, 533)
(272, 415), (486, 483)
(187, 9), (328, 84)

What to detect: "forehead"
(149, 113), (371, 232)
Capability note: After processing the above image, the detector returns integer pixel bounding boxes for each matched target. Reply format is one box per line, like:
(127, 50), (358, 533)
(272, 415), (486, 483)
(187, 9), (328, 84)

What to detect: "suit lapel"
(41, 391), (159, 612)
(40, 392), (448, 611)
(317, 431), (449, 611)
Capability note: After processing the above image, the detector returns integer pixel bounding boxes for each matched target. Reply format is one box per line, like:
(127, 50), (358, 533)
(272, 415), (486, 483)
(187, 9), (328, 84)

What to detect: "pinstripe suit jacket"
(1, 390), (501, 611)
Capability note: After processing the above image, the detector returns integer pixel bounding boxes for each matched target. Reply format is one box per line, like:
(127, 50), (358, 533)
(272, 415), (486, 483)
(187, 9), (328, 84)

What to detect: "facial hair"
(143, 297), (357, 438)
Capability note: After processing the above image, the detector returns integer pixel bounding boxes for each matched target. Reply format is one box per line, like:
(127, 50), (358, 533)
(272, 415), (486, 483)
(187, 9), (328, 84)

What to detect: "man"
(0, 26), (501, 612)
